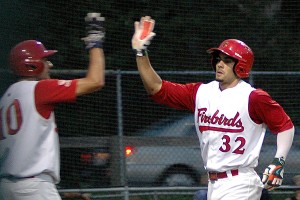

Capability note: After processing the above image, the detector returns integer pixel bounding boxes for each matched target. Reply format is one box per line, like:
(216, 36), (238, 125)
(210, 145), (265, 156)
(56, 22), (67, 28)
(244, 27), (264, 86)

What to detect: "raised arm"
(76, 13), (106, 96)
(132, 16), (162, 95)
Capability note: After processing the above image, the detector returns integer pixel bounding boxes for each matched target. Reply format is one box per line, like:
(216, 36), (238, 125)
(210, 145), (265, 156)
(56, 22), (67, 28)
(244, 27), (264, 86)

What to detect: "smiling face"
(214, 52), (240, 91)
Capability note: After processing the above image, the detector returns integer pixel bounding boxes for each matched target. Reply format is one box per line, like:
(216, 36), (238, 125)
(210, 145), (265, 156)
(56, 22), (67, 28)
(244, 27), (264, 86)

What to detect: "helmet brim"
(207, 48), (241, 61)
(207, 48), (218, 54)
(207, 48), (225, 55)
(42, 50), (57, 58)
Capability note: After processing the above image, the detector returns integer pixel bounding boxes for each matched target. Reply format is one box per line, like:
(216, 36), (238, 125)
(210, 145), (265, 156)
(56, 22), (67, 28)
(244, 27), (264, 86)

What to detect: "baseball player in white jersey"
(131, 16), (295, 200)
(0, 13), (106, 200)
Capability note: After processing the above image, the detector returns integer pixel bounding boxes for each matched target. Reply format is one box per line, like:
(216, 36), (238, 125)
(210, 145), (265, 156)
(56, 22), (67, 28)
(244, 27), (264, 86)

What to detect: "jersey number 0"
(0, 99), (23, 140)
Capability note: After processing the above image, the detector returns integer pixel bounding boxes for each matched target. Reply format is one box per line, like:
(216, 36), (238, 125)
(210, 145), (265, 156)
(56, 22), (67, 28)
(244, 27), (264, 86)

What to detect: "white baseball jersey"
(0, 80), (76, 184)
(151, 79), (292, 172)
(195, 80), (266, 172)
(150, 79), (293, 200)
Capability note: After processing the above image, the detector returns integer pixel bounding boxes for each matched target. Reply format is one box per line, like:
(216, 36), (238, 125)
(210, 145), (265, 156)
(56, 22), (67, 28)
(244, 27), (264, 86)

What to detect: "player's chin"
(215, 77), (223, 82)
(215, 73), (223, 81)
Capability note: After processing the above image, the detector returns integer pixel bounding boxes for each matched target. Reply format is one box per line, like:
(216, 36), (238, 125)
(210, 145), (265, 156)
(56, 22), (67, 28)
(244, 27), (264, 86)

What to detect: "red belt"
(208, 169), (239, 181)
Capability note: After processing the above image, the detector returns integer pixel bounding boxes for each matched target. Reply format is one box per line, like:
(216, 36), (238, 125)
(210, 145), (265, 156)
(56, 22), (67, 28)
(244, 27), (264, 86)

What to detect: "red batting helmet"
(207, 39), (254, 78)
(9, 40), (57, 77)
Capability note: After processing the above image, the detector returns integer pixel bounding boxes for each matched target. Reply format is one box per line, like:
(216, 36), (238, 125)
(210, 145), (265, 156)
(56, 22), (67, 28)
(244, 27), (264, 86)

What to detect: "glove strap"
(84, 34), (104, 49)
(136, 49), (148, 57)
(272, 157), (285, 166)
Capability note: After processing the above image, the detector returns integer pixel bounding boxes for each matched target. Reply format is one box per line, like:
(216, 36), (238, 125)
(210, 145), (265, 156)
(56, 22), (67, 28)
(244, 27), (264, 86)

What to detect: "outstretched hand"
(131, 16), (156, 56)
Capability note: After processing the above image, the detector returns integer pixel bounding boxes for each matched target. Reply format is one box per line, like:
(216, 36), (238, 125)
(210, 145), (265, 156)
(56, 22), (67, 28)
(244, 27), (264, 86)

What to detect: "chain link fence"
(47, 69), (300, 199)
(1, 1), (300, 198)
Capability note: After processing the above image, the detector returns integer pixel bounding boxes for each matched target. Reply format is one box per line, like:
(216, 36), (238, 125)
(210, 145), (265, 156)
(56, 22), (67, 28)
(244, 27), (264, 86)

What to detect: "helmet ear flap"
(22, 60), (45, 76)
(234, 62), (249, 78)
(25, 63), (38, 71)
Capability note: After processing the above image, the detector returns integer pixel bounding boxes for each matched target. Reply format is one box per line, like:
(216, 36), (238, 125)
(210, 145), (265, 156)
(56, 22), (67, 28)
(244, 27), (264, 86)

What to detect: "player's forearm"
(136, 55), (162, 95)
(275, 126), (294, 160)
(76, 48), (105, 95)
(77, 12), (105, 96)
(87, 48), (105, 87)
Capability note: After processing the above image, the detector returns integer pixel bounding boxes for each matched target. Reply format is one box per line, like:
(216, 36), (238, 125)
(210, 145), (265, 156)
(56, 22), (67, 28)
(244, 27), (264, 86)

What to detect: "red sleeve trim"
(35, 79), (77, 118)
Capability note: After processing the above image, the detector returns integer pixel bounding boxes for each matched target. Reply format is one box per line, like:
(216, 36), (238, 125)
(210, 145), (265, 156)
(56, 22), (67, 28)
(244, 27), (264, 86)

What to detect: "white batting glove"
(131, 16), (156, 56)
(82, 13), (105, 49)
(262, 157), (285, 190)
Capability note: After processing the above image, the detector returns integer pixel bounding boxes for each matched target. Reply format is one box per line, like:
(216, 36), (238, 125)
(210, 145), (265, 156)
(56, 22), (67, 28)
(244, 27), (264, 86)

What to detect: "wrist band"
(136, 49), (148, 57)
(86, 41), (103, 50)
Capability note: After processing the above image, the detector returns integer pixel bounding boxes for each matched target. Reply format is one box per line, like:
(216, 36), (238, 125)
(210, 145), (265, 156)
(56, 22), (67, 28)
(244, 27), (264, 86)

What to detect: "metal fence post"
(116, 70), (129, 200)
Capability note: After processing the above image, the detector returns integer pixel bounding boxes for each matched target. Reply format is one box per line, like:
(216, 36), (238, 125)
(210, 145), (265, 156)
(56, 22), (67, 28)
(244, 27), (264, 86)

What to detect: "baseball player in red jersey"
(132, 16), (295, 200)
(0, 13), (105, 200)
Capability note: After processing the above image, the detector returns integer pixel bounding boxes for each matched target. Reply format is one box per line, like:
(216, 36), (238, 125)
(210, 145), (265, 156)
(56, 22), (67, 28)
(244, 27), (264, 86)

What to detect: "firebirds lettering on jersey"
(197, 108), (244, 133)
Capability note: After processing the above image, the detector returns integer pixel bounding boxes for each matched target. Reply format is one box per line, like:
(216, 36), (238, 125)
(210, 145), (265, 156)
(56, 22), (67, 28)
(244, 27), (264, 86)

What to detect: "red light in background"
(80, 153), (92, 164)
(125, 146), (134, 157)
